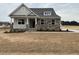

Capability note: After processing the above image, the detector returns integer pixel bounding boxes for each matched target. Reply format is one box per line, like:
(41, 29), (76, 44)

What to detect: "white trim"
(10, 16), (39, 18)
(40, 17), (60, 19)
(10, 16), (59, 19)
(10, 18), (12, 24)
(27, 18), (29, 24)
(43, 11), (52, 16)
(35, 18), (37, 25)
(10, 18), (14, 24)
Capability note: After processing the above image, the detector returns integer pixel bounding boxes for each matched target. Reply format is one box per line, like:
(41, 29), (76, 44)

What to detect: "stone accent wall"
(36, 18), (61, 31)
(54, 19), (61, 31)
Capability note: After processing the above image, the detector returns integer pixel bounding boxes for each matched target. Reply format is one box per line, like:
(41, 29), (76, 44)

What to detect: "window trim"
(18, 19), (25, 25)
(43, 11), (51, 16)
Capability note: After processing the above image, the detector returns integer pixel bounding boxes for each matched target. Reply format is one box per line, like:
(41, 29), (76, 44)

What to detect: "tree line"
(61, 21), (79, 26)
(0, 22), (10, 26)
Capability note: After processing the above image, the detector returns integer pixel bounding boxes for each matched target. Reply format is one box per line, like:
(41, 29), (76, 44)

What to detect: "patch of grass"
(63, 25), (79, 30)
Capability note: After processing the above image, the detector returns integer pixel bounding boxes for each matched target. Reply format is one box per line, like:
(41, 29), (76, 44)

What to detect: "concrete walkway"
(62, 29), (79, 32)
(70, 30), (79, 32)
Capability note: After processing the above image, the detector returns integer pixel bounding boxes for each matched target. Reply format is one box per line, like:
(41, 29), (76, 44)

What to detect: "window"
(18, 19), (25, 24)
(41, 19), (44, 24)
(44, 11), (51, 16)
(52, 20), (55, 24)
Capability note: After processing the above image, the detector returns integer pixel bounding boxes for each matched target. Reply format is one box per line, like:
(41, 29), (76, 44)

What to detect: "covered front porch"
(10, 16), (38, 32)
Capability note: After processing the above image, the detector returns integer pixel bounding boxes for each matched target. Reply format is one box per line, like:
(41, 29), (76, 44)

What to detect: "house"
(9, 3), (61, 32)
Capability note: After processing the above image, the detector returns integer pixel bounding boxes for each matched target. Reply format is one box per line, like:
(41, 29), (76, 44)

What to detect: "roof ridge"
(30, 8), (53, 9)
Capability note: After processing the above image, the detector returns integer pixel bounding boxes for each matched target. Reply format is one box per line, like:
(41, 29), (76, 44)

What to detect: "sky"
(0, 3), (79, 22)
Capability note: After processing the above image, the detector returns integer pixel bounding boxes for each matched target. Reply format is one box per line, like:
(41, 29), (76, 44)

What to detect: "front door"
(29, 18), (35, 28)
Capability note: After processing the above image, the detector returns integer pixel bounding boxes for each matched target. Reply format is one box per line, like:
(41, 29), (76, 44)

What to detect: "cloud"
(0, 3), (79, 22)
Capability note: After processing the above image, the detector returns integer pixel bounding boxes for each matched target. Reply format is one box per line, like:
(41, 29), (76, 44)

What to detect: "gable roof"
(9, 4), (60, 18)
(9, 4), (38, 17)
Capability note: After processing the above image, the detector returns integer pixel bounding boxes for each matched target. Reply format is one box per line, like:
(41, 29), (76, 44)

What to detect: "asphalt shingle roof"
(30, 8), (60, 18)
(9, 4), (60, 18)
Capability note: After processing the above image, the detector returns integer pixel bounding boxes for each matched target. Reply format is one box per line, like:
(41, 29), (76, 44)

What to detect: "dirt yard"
(0, 29), (79, 55)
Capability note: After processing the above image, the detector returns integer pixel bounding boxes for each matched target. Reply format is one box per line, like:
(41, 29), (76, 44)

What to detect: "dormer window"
(44, 11), (51, 16)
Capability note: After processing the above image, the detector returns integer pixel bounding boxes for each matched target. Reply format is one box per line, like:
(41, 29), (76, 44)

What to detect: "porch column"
(11, 18), (14, 24)
(35, 18), (37, 30)
(35, 18), (37, 25)
(27, 18), (29, 24)
(11, 18), (12, 24)
(26, 18), (29, 30)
